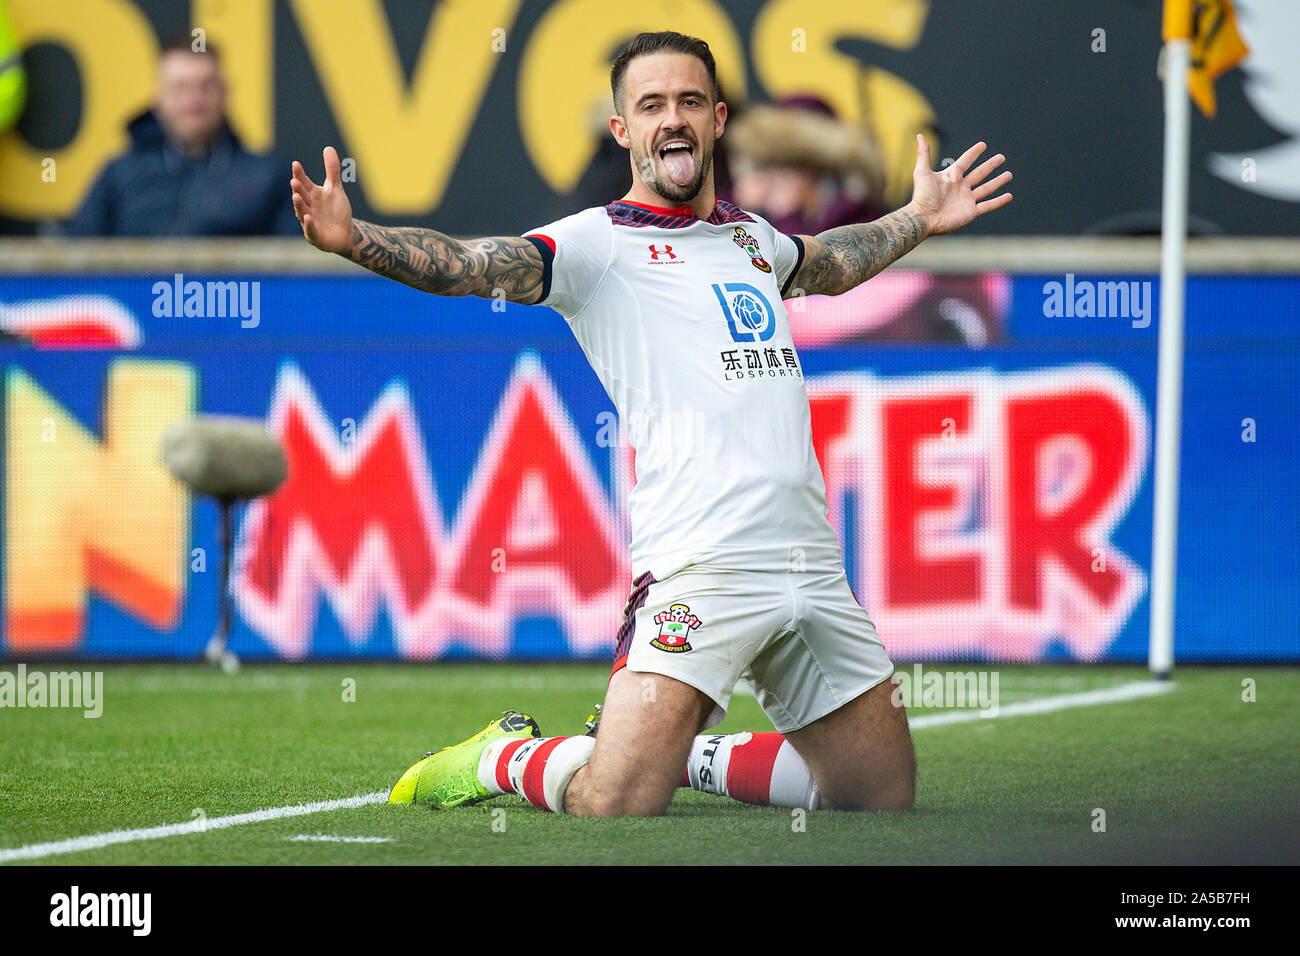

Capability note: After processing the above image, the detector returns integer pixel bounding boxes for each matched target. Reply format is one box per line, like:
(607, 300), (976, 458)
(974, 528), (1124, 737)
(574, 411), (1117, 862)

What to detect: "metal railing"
(2, 237), (1298, 275)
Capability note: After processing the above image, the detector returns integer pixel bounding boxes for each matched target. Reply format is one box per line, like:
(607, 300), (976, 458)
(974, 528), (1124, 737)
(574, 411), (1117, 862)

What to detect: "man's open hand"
(291, 146), (354, 255)
(907, 134), (1013, 238)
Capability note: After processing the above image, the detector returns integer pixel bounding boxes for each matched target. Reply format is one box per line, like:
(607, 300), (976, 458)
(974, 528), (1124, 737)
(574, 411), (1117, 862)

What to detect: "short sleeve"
(523, 207), (613, 319)
(771, 230), (806, 299)
(739, 210), (806, 300)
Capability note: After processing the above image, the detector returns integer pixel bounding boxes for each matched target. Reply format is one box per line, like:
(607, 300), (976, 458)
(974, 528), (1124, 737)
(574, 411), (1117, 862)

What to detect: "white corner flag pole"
(1150, 6), (1192, 680)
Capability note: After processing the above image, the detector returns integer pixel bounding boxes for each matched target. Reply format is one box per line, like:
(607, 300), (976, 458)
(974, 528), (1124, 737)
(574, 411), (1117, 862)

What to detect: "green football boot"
(388, 710), (542, 807)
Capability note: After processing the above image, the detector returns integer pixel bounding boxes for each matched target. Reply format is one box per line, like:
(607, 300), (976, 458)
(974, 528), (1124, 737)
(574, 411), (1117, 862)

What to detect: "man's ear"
(609, 112), (630, 149)
(714, 100), (727, 140)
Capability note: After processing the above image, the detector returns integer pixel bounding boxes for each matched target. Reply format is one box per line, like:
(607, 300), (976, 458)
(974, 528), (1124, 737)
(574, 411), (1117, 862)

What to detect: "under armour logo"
(648, 244), (676, 261)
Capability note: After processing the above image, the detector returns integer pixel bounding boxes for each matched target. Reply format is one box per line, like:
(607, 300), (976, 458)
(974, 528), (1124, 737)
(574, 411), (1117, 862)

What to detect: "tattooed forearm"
(795, 206), (929, 297)
(346, 219), (545, 304)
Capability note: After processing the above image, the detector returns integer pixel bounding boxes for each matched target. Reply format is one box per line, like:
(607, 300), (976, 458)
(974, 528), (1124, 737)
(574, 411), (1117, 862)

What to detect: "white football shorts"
(614, 557), (895, 734)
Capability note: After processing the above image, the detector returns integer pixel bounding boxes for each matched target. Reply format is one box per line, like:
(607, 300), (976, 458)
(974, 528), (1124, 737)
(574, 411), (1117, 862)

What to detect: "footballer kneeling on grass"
(290, 31), (1012, 816)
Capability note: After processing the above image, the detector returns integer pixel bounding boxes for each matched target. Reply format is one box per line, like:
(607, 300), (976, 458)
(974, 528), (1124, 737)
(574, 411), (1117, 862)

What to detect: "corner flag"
(1165, 0), (1250, 117)
(1149, 0), (1250, 678)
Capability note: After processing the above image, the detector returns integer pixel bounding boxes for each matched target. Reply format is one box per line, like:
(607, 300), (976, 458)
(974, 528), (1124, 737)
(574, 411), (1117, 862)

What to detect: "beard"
(634, 140), (714, 204)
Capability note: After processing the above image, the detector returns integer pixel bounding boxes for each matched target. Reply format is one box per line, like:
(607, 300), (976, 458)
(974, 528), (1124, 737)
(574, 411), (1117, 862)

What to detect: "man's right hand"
(291, 146), (354, 255)
(292, 149), (547, 304)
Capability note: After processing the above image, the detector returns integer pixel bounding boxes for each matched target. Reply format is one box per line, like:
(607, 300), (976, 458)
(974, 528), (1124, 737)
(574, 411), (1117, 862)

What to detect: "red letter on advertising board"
(1005, 389), (1133, 611)
(243, 402), (437, 613)
(882, 393), (982, 606)
(451, 381), (619, 605)
(808, 389), (854, 528)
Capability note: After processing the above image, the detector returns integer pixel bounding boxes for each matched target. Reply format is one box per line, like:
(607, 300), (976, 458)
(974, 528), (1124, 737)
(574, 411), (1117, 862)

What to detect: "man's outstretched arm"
(790, 135), (1013, 297)
(291, 146), (545, 304)
(794, 206), (929, 297)
(346, 222), (545, 303)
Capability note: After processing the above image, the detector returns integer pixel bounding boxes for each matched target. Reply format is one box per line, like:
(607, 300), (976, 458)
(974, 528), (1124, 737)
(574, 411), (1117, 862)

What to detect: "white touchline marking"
(0, 680), (1174, 863)
(0, 791), (388, 864)
(286, 834), (393, 843)
(907, 680), (1175, 729)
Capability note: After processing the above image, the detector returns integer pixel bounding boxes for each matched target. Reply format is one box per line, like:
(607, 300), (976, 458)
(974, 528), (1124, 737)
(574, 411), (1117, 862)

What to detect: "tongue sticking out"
(660, 148), (695, 187)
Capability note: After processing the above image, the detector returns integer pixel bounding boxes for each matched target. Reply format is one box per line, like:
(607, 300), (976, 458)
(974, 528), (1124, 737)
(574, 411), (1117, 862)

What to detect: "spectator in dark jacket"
(65, 37), (297, 237)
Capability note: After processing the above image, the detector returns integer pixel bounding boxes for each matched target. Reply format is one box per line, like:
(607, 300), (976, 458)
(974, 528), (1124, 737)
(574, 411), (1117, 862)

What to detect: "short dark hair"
(610, 31), (719, 113)
(161, 33), (222, 63)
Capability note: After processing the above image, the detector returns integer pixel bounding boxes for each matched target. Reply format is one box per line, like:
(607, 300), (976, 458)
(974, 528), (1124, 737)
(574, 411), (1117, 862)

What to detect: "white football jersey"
(524, 199), (843, 580)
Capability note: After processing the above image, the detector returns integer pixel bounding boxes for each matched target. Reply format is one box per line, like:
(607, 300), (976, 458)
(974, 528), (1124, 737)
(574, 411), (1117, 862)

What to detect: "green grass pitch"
(1, 664), (1296, 865)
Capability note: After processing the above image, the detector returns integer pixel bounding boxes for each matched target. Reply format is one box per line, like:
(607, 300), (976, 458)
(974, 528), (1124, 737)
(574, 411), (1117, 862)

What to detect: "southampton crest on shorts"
(732, 228), (772, 273)
(651, 603), (703, 653)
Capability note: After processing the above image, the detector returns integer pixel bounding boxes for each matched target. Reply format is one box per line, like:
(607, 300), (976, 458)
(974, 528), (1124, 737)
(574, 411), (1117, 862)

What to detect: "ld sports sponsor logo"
(713, 282), (777, 343)
(650, 603), (703, 653)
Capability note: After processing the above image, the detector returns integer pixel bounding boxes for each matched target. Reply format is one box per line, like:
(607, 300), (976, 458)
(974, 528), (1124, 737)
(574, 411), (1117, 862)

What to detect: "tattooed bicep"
(790, 234), (837, 297)
(458, 236), (548, 305)
(790, 208), (927, 297)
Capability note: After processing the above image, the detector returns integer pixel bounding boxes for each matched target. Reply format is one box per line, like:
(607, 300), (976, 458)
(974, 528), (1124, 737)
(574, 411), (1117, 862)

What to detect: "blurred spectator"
(726, 95), (887, 235)
(0, 0), (26, 133)
(64, 36), (297, 237)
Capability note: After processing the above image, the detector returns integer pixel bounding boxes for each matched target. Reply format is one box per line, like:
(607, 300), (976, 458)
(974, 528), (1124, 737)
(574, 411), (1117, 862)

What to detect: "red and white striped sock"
(685, 731), (820, 810)
(477, 736), (596, 813)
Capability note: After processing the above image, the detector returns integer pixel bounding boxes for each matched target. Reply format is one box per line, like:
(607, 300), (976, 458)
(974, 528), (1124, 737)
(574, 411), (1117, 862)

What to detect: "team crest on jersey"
(651, 603), (703, 653)
(732, 228), (772, 273)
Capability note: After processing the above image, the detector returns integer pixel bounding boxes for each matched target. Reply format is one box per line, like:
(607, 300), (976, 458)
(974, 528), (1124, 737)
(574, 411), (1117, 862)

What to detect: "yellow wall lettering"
(751, 0), (935, 206)
(288, 0), (524, 214)
(193, 0), (275, 151)
(5, 361), (195, 649)
(0, 0), (156, 218)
